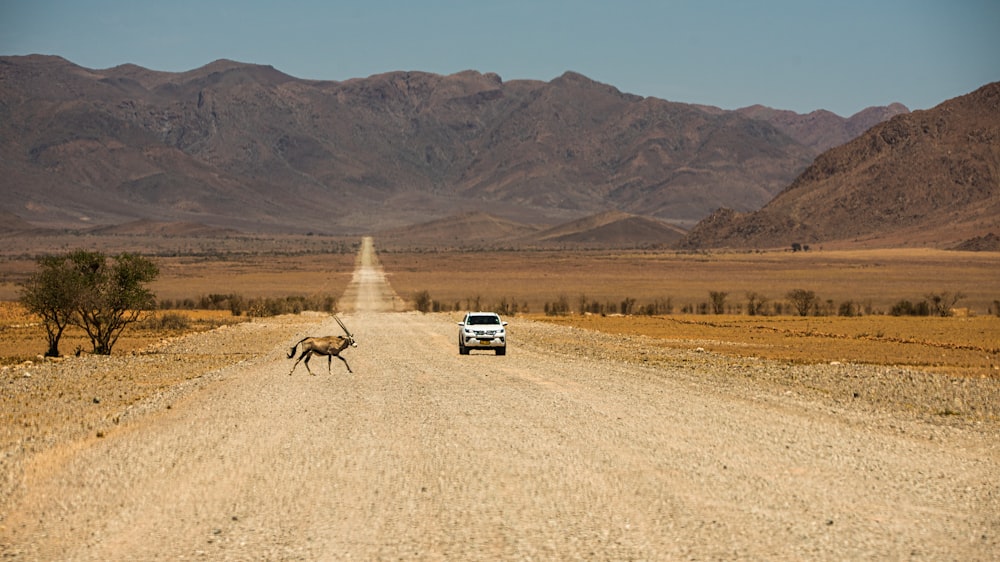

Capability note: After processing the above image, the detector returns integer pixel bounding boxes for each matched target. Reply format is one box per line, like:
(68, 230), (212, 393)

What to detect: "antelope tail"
(287, 337), (308, 358)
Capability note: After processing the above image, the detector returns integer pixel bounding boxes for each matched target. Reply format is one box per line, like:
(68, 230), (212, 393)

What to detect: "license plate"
(478, 340), (492, 345)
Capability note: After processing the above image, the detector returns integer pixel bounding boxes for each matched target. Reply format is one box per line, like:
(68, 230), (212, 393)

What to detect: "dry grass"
(147, 254), (357, 302)
(532, 313), (999, 378)
(377, 247), (1000, 315)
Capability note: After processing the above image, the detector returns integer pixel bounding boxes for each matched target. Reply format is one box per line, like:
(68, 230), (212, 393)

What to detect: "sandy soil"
(1, 237), (998, 560)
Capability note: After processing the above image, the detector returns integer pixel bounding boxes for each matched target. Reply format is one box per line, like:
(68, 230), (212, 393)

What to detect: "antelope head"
(333, 314), (357, 347)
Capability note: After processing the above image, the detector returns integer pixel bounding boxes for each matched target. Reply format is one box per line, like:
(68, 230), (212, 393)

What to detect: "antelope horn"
(333, 314), (352, 337)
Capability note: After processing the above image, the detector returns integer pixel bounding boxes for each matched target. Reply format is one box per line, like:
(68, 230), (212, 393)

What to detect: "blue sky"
(1, 0), (997, 116)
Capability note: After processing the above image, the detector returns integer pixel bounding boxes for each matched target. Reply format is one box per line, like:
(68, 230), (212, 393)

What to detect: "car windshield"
(468, 315), (500, 325)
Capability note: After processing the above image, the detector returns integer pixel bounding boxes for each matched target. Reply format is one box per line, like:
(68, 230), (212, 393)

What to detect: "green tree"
(19, 250), (159, 356)
(72, 252), (159, 354)
(18, 255), (85, 357)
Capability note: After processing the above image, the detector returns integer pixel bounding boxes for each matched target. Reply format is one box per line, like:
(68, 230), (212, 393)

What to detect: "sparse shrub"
(545, 295), (571, 316)
(838, 301), (860, 317)
(891, 299), (930, 316)
(230, 295), (338, 318)
(640, 297), (673, 316)
(228, 294), (246, 316)
(889, 294), (964, 317)
(709, 291), (728, 315)
(925, 291), (964, 317)
(822, 299), (835, 316)
(414, 290), (432, 313)
(746, 292), (768, 316)
(199, 293), (236, 310)
(786, 289), (819, 317)
(494, 296), (516, 316)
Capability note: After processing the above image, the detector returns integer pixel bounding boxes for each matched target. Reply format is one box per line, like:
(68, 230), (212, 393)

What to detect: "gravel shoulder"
(1, 238), (998, 560)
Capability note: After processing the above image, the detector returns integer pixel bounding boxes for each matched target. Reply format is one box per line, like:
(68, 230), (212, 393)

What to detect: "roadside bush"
(227, 294), (246, 316)
(490, 297), (527, 315)
(545, 295), (571, 316)
(414, 290), (433, 313)
(255, 295), (337, 317)
(139, 312), (191, 331)
(165, 294), (337, 317)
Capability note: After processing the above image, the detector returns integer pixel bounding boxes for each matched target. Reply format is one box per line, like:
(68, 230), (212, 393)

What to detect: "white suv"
(458, 312), (508, 355)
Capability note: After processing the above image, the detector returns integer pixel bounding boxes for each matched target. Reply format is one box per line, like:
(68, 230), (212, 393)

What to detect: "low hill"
(374, 210), (687, 249)
(374, 212), (542, 249)
(530, 210), (686, 246)
(679, 82), (1000, 250)
(85, 219), (239, 236)
(0, 210), (37, 232)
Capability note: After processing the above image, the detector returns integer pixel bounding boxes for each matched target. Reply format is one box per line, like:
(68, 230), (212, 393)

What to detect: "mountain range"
(681, 82), (1000, 250)
(1, 55), (993, 250)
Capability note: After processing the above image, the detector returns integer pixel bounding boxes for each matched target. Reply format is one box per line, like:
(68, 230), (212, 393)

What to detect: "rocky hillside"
(1, 55), (900, 236)
(679, 82), (1000, 250)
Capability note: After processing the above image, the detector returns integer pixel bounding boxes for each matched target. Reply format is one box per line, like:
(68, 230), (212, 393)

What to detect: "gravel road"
(2, 237), (997, 560)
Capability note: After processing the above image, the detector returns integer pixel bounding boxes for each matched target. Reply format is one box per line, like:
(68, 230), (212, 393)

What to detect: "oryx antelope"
(287, 315), (357, 375)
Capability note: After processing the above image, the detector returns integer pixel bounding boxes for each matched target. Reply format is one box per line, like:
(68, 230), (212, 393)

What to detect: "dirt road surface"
(2, 237), (997, 560)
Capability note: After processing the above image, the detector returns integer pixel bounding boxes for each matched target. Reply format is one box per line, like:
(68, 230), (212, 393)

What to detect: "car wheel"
(459, 341), (469, 355)
(496, 347), (506, 356)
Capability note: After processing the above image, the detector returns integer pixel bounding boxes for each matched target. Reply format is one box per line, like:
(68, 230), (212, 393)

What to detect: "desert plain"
(0, 236), (997, 377)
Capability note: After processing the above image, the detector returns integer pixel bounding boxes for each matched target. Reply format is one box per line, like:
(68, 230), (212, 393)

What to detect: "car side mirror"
(502, 322), (508, 326)
(457, 322), (465, 326)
